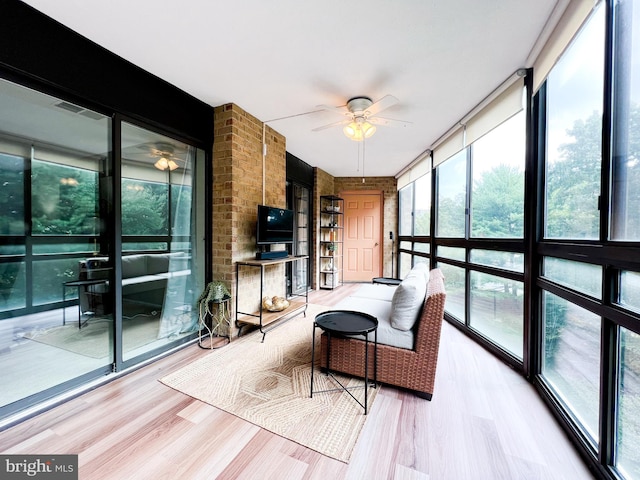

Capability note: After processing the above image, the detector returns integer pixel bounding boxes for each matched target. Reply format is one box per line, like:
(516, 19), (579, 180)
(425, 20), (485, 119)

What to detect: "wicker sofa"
(320, 267), (446, 400)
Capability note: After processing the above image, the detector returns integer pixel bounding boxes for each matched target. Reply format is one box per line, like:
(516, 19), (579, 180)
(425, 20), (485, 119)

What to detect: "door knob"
(374, 242), (379, 247)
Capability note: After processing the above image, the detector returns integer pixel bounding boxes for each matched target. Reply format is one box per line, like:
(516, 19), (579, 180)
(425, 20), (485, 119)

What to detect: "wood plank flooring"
(0, 284), (595, 479)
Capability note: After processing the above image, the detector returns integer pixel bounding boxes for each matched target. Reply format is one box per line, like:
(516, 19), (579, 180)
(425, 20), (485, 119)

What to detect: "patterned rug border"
(159, 303), (378, 463)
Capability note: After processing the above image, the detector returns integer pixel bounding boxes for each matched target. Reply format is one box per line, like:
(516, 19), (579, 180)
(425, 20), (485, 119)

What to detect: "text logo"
(0, 455), (78, 479)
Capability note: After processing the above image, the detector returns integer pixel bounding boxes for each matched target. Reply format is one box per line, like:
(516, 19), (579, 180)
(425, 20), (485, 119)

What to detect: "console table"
(235, 255), (309, 342)
(63, 278), (107, 329)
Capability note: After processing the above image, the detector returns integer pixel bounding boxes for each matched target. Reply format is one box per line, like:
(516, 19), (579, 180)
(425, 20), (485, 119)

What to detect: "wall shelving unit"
(319, 195), (343, 290)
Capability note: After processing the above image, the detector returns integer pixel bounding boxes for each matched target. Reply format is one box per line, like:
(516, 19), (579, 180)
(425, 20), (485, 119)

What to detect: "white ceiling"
(22, 0), (559, 178)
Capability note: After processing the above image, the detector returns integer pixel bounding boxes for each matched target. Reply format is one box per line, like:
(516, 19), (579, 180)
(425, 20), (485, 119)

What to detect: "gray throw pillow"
(390, 275), (427, 331)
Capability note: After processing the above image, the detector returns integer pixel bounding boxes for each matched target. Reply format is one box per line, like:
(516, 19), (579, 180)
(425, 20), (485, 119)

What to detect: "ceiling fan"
(313, 95), (411, 141)
(134, 141), (186, 171)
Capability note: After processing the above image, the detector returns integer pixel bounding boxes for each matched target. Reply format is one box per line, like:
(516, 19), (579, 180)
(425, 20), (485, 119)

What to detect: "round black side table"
(310, 310), (378, 414)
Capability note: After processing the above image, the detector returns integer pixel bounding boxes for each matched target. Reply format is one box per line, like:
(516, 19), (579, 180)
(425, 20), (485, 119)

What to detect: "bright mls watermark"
(0, 455), (78, 479)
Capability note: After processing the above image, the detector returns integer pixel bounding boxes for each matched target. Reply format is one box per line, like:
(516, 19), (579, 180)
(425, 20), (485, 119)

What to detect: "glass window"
(414, 173), (431, 236)
(470, 249), (524, 273)
(470, 271), (523, 358)
(611, 0), (640, 240)
(32, 258), (79, 306)
(542, 291), (600, 442)
(398, 183), (413, 236)
(616, 328), (640, 479)
(542, 257), (602, 299)
(471, 111), (525, 239)
(439, 263), (465, 322)
(0, 153), (25, 235)
(399, 241), (412, 251)
(399, 252), (412, 278)
(436, 149), (467, 238)
(120, 122), (203, 362)
(413, 256), (429, 270)
(0, 261), (25, 311)
(438, 246), (465, 261)
(619, 270), (640, 314)
(544, 5), (605, 240)
(0, 76), (112, 412)
(121, 179), (168, 236)
(413, 242), (429, 254)
(31, 159), (99, 236)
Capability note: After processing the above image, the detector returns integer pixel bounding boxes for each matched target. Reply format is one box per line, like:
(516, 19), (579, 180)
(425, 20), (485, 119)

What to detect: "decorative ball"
(262, 295), (290, 312)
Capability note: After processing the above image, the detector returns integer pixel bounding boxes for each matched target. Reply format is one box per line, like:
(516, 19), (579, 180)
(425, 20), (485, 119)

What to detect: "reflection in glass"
(617, 328), (640, 479)
(399, 252), (412, 278)
(31, 159), (99, 236)
(611, 0), (640, 240)
(0, 261), (25, 311)
(470, 249), (523, 273)
(0, 153), (25, 235)
(619, 270), (640, 314)
(471, 111), (525, 239)
(542, 291), (600, 442)
(120, 122), (203, 361)
(398, 184), (413, 236)
(439, 263), (465, 322)
(0, 77), (111, 411)
(414, 173), (431, 236)
(413, 256), (429, 271)
(413, 242), (429, 254)
(470, 271), (523, 358)
(544, 5), (604, 240)
(543, 257), (602, 299)
(436, 150), (467, 237)
(438, 246), (465, 261)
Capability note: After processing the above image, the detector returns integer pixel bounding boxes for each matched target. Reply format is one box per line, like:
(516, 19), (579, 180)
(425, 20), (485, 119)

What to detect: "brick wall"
(213, 103), (287, 337)
(212, 104), (398, 332)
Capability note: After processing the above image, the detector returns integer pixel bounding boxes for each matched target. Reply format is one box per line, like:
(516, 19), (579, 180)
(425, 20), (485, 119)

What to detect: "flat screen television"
(256, 205), (294, 245)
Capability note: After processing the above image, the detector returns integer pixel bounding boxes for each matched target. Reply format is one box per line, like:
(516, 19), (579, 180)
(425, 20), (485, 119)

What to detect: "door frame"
(339, 190), (384, 281)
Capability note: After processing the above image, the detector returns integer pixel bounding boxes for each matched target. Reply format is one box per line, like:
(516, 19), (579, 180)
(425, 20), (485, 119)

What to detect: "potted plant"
(327, 242), (337, 256)
(197, 280), (232, 338)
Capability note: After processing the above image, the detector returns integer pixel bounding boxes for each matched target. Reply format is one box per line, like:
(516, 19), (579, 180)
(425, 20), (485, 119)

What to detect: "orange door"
(342, 192), (382, 282)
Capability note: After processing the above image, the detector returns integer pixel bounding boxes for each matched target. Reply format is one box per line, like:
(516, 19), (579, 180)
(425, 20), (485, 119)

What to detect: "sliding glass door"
(0, 77), (206, 419)
(0, 78), (113, 415)
(119, 122), (204, 363)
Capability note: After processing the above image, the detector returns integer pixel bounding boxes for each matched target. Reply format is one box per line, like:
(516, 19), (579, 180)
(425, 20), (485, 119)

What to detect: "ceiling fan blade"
(366, 95), (399, 117)
(312, 119), (350, 132)
(316, 104), (350, 117)
(369, 116), (412, 127)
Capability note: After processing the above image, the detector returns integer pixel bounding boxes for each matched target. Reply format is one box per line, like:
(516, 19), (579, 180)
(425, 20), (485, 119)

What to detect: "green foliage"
(544, 295), (567, 368)
(546, 111), (602, 239)
(121, 180), (168, 235)
(472, 164), (524, 238)
(31, 161), (99, 235)
(0, 154), (25, 235)
(437, 194), (465, 237)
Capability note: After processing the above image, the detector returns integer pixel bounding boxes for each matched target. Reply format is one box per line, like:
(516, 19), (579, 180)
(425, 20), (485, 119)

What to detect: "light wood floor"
(0, 284), (595, 479)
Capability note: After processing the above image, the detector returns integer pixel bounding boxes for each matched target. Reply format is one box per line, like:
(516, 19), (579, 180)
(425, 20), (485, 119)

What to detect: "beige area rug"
(159, 303), (378, 463)
(25, 316), (161, 359)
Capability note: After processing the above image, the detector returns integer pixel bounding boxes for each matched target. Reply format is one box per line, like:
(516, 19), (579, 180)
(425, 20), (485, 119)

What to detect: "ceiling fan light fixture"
(362, 121), (376, 138)
(343, 120), (376, 141)
(154, 157), (169, 170)
(154, 156), (179, 171)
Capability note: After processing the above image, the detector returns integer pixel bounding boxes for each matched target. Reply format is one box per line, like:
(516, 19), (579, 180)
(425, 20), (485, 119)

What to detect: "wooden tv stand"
(235, 255), (309, 342)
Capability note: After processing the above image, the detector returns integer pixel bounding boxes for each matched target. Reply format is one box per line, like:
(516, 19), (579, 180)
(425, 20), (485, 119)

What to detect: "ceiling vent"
(53, 101), (103, 120)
